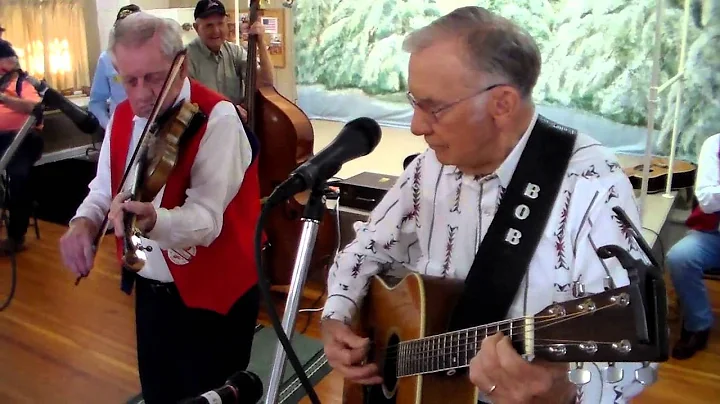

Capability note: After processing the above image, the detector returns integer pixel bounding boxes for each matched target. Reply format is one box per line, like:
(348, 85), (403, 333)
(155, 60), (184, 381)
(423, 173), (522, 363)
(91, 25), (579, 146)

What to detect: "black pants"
(0, 131), (43, 243)
(134, 277), (260, 404)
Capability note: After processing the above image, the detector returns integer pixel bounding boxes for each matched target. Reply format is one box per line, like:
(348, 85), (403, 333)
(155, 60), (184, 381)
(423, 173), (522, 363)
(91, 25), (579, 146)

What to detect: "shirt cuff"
(321, 294), (359, 325)
(71, 207), (105, 230)
(145, 207), (171, 244)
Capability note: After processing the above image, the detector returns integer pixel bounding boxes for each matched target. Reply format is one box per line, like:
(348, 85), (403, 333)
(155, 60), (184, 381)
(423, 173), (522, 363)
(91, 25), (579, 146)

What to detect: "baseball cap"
(116, 4), (141, 22)
(194, 0), (227, 20)
(0, 40), (16, 59)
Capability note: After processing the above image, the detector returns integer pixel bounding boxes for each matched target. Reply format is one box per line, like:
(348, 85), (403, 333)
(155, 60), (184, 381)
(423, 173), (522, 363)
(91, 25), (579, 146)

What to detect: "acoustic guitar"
(621, 156), (696, 194)
(342, 272), (668, 404)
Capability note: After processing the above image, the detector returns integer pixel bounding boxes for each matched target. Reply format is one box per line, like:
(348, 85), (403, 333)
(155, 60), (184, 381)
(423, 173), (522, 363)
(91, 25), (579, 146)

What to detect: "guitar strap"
(448, 115), (577, 332)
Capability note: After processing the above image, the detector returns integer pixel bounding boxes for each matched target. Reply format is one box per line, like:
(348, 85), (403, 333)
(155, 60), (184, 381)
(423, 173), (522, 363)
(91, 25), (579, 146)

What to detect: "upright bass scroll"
(75, 50), (207, 284)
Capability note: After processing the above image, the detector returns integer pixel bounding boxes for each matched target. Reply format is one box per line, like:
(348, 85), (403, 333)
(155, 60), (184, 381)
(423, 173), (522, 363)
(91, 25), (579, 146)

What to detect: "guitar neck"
(395, 316), (533, 378)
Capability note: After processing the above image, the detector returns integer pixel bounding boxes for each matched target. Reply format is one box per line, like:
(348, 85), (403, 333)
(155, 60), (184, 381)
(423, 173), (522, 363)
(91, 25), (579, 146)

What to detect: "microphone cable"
(253, 190), (322, 404)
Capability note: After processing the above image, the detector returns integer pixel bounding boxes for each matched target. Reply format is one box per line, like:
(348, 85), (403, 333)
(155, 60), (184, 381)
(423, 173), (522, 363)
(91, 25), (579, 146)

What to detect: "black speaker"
(31, 157), (97, 225)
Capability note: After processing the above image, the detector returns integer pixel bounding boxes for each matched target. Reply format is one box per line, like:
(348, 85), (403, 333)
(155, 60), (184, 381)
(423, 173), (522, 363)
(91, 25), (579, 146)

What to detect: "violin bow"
(75, 50), (188, 285)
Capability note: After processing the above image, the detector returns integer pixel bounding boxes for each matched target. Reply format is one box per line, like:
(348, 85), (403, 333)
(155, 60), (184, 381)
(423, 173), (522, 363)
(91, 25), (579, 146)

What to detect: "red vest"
(109, 80), (261, 314)
(686, 205), (720, 232)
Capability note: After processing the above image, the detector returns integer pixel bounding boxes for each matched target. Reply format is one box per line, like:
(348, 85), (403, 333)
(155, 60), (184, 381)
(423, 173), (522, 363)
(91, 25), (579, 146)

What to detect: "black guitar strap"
(448, 115), (577, 332)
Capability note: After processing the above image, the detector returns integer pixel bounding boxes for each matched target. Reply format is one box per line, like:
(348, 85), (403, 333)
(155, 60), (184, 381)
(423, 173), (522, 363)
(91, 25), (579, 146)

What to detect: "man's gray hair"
(402, 6), (541, 98)
(109, 12), (184, 62)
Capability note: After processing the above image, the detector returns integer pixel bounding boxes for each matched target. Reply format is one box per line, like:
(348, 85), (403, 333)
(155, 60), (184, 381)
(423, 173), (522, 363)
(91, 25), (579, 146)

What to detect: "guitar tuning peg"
(567, 362), (592, 386)
(634, 362), (657, 386)
(572, 281), (586, 298)
(603, 362), (624, 384)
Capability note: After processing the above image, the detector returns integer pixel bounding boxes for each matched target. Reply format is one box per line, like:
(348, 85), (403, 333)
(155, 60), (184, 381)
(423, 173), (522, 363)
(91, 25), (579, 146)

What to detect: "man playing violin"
(0, 39), (44, 255)
(186, 0), (274, 122)
(59, 13), (262, 403)
(320, 7), (654, 404)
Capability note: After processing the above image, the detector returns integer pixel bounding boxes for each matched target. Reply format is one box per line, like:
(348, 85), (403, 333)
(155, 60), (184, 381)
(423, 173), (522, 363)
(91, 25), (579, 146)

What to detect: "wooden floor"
(1, 221), (720, 403)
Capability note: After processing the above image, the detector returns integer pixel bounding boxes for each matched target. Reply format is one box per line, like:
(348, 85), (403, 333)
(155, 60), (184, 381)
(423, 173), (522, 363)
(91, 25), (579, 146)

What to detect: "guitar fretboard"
(395, 317), (530, 377)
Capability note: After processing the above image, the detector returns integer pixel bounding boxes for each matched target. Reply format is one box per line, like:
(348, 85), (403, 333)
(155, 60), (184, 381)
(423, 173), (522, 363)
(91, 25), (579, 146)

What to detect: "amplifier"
(336, 172), (398, 212)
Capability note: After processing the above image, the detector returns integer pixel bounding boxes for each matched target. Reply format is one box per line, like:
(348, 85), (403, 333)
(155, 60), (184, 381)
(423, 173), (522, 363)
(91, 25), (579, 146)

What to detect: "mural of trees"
(294, 0), (720, 160)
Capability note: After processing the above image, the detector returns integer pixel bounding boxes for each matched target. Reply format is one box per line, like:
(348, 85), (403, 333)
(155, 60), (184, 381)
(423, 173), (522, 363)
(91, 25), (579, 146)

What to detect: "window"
(0, 0), (90, 91)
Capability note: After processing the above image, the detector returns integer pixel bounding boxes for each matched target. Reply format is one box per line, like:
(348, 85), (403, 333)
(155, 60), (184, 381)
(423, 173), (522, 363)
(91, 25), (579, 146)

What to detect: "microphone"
(24, 75), (99, 134)
(267, 117), (382, 205)
(179, 371), (263, 404)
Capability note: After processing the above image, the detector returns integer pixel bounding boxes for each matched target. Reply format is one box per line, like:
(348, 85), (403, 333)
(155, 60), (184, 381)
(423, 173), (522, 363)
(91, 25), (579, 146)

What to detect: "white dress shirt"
(323, 113), (651, 403)
(694, 133), (720, 214)
(73, 78), (252, 282)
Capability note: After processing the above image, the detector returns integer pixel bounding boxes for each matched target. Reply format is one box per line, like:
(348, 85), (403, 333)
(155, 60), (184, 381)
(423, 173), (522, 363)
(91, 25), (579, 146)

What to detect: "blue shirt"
(88, 51), (127, 129)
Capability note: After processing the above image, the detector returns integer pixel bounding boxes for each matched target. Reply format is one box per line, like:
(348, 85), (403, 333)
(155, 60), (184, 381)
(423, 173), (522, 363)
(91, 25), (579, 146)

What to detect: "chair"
(0, 172), (41, 241)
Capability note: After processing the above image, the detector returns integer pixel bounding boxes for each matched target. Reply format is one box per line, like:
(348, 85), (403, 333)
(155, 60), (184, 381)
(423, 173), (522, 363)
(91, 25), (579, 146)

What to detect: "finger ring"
(487, 384), (497, 394)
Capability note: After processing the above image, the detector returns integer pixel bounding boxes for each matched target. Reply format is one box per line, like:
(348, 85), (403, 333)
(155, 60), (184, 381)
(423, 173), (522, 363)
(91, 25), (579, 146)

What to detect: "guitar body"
(623, 156), (697, 194)
(343, 273), (478, 404)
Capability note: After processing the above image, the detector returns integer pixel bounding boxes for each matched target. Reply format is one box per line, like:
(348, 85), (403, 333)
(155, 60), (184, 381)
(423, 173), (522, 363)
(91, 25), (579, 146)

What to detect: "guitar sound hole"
(362, 331), (397, 404)
(381, 333), (400, 394)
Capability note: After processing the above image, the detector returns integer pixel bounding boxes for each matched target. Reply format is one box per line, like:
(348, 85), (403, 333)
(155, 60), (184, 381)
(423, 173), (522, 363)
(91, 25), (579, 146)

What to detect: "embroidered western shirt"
(323, 113), (651, 403)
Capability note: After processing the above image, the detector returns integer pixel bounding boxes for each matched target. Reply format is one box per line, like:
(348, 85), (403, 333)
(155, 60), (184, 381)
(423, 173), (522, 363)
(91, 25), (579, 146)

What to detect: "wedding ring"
(488, 384), (497, 394)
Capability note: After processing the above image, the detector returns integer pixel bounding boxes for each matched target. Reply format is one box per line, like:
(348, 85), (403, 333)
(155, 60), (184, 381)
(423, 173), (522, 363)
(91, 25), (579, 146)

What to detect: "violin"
(76, 50), (206, 283)
(244, 1), (339, 287)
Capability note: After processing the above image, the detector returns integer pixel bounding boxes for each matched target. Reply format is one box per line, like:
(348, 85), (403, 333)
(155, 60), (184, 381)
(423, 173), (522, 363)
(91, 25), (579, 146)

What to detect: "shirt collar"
(133, 77), (191, 123)
(448, 111), (539, 187)
(193, 37), (222, 59)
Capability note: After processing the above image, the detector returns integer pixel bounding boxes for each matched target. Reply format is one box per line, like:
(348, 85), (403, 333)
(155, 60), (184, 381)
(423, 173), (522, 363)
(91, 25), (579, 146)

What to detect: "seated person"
(0, 39), (43, 255)
(666, 132), (720, 359)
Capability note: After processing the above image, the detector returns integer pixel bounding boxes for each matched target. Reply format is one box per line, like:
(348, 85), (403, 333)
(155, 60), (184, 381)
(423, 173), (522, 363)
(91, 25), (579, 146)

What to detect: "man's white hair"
(109, 12), (184, 63)
(402, 6), (541, 98)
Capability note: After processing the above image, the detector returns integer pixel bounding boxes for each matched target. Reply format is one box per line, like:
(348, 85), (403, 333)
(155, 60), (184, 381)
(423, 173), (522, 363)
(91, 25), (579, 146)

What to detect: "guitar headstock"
(530, 284), (668, 363)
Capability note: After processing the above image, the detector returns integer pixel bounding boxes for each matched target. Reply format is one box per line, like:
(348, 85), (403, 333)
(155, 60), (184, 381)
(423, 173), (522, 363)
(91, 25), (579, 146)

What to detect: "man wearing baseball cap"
(88, 4), (141, 130)
(186, 0), (274, 122)
(0, 39), (44, 255)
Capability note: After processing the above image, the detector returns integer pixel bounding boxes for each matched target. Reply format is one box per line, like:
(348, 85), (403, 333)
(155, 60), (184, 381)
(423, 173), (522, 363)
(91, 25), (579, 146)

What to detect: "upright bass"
(243, 1), (338, 287)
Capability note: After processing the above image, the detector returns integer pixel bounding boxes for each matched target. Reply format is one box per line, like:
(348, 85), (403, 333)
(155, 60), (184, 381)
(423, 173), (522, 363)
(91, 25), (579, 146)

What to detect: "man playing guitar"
(321, 7), (653, 403)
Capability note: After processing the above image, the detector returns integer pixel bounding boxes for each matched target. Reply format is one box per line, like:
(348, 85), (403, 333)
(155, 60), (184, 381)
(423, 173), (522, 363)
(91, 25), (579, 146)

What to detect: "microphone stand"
(0, 106), (40, 312)
(264, 181), (327, 404)
(0, 107), (40, 174)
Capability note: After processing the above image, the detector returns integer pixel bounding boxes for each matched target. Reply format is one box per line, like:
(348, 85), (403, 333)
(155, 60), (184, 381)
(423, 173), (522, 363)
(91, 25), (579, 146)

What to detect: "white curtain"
(0, 0), (90, 91)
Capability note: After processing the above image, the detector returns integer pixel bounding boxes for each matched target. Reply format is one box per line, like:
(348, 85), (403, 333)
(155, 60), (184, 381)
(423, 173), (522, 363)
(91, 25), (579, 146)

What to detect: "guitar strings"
(372, 300), (623, 363)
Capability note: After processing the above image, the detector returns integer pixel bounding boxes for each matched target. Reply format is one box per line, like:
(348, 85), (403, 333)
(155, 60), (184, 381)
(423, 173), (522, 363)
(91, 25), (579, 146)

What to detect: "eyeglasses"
(406, 83), (505, 122)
